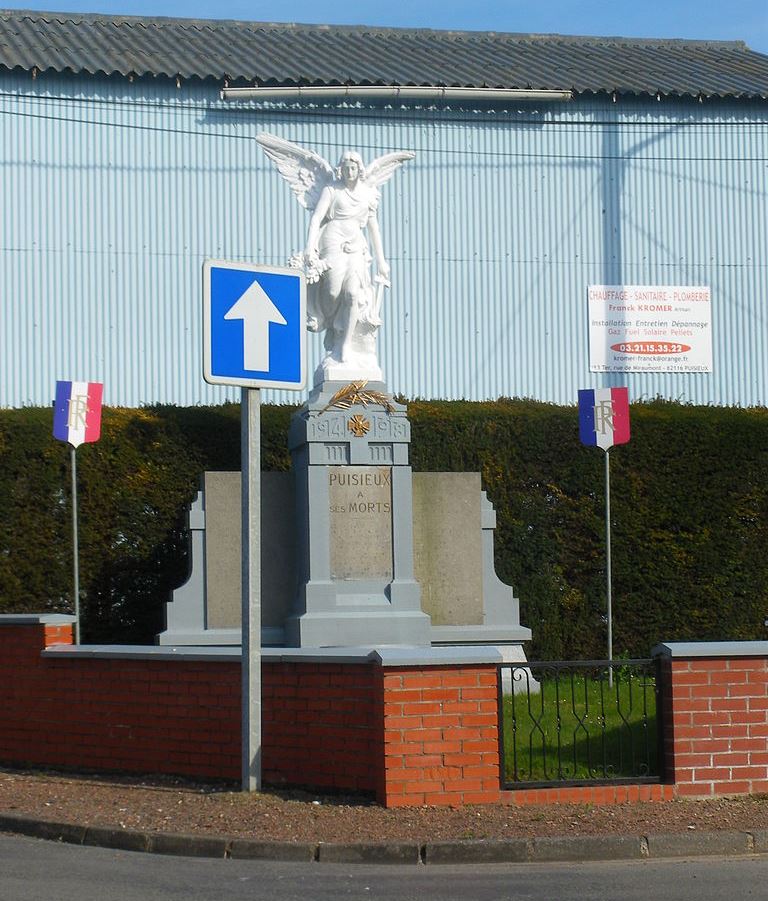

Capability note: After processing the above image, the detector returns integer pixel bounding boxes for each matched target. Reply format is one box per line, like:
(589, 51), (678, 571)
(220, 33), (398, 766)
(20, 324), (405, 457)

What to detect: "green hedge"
(1, 399), (767, 658)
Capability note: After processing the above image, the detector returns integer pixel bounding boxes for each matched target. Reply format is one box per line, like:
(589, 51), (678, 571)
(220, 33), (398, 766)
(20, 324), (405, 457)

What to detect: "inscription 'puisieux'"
(329, 471), (392, 487)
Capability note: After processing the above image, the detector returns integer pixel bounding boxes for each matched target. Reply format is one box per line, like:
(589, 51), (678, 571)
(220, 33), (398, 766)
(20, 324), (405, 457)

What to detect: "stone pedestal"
(286, 381), (432, 647)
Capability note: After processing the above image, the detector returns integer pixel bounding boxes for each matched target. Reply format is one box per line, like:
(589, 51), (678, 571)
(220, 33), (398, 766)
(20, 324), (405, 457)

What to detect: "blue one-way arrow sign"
(203, 260), (306, 390)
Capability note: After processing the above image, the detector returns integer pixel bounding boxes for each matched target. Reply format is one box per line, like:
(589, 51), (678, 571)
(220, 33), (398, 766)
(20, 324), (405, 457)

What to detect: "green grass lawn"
(502, 669), (660, 785)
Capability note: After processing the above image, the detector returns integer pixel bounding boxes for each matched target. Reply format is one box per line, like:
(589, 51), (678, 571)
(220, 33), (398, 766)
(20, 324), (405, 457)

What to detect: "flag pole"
(605, 448), (612, 687)
(53, 380), (104, 646)
(70, 445), (81, 645)
(578, 386), (628, 690)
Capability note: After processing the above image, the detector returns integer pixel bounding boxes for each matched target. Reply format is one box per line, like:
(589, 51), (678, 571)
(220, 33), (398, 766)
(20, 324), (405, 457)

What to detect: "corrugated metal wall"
(1, 74), (766, 408)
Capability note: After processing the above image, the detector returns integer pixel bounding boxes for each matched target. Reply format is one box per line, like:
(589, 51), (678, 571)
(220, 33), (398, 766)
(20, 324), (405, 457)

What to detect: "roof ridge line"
(0, 8), (753, 49)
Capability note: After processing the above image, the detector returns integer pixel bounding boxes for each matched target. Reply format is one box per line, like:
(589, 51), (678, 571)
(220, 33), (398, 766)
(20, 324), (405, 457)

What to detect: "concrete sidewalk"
(1, 811), (767, 865)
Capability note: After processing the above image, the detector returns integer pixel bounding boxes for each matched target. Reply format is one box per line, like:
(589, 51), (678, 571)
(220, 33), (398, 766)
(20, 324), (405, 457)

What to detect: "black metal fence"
(499, 659), (663, 789)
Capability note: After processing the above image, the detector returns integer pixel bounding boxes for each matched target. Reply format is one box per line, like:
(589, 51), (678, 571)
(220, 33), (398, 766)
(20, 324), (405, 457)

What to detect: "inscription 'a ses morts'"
(328, 466), (393, 580)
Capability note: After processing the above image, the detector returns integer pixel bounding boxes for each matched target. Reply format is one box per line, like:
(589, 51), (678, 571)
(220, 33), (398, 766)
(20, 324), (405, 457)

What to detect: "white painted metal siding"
(1, 76), (766, 407)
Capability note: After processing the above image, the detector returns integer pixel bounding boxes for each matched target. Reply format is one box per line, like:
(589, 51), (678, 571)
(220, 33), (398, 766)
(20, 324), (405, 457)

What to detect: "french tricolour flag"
(578, 387), (630, 451)
(53, 381), (103, 448)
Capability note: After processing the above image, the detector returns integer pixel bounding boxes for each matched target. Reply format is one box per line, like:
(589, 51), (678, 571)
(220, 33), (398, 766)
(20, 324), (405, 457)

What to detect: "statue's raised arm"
(256, 133), (414, 385)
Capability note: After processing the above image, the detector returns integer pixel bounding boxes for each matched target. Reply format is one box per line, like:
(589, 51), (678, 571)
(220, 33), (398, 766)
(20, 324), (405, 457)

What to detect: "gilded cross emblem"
(348, 414), (371, 437)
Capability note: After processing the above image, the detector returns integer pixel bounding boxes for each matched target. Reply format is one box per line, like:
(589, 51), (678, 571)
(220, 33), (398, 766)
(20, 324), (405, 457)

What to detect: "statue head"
(336, 150), (366, 183)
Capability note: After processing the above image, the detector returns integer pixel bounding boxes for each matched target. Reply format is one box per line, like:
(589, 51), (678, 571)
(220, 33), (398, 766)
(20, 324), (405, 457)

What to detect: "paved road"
(2, 833), (767, 901)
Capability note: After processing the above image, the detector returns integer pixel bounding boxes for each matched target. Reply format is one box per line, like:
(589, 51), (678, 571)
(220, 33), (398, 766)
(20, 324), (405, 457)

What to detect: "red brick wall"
(379, 665), (501, 807)
(504, 784), (676, 805)
(1, 624), (383, 790)
(262, 662), (380, 793)
(663, 656), (768, 797)
(0, 623), (241, 780)
(0, 622), (504, 807)
(14, 624), (766, 806)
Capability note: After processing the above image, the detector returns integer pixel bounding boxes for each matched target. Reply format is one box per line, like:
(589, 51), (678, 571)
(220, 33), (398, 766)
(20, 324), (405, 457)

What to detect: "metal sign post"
(578, 387), (630, 686)
(241, 387), (262, 791)
(203, 260), (306, 792)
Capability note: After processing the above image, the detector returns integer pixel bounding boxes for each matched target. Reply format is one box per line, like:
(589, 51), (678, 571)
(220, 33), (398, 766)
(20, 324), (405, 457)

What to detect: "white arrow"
(224, 279), (287, 372)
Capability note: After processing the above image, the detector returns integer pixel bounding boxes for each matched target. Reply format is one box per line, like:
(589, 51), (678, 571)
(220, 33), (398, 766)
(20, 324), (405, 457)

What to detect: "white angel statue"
(255, 133), (414, 384)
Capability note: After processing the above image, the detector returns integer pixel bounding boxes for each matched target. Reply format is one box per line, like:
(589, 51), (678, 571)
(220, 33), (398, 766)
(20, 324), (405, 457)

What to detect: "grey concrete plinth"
(285, 609), (433, 648)
(287, 381), (431, 647)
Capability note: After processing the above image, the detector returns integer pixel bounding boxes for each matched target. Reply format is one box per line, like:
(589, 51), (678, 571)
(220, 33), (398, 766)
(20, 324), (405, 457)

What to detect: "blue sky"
(2, 1), (767, 53)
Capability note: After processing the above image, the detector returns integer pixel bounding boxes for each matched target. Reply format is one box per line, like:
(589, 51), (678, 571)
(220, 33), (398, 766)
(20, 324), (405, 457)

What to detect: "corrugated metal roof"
(0, 8), (767, 99)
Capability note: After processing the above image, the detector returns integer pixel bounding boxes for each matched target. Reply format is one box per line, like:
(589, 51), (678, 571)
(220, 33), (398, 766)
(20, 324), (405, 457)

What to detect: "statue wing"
(255, 133), (335, 211)
(365, 151), (415, 189)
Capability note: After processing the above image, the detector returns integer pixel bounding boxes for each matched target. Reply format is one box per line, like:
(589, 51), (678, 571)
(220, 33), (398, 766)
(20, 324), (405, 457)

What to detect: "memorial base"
(159, 385), (532, 655)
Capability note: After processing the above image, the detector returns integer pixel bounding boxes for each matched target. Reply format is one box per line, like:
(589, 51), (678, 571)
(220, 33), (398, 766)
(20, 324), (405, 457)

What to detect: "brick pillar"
(654, 642), (768, 797)
(377, 662), (501, 807)
(43, 622), (75, 647)
(0, 614), (74, 658)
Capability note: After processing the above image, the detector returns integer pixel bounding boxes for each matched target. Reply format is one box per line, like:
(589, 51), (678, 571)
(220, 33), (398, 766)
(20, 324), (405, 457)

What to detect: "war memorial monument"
(160, 134), (531, 667)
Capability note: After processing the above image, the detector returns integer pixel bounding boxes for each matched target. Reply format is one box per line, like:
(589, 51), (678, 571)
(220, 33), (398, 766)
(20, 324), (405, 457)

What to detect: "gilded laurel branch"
(322, 380), (395, 413)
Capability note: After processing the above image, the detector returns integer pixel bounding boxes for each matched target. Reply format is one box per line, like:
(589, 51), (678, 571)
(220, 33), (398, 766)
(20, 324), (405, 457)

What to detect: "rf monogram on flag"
(578, 387), (630, 451)
(53, 381), (103, 448)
